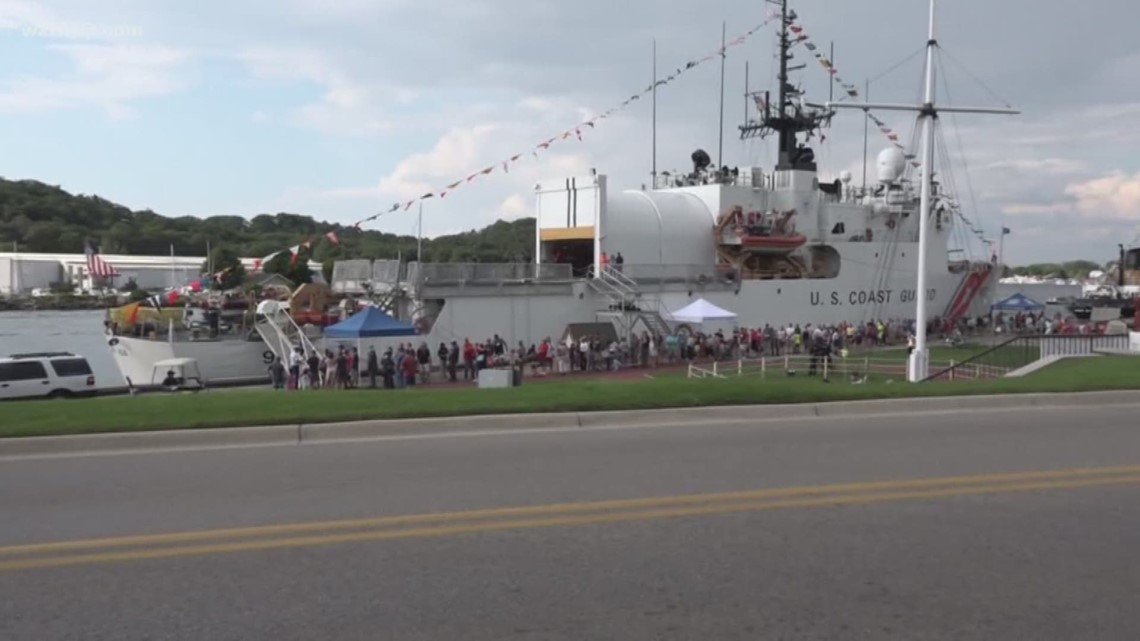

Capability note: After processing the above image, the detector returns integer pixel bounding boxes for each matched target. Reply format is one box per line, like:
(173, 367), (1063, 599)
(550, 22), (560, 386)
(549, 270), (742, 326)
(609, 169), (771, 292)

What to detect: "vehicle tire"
(47, 389), (73, 399)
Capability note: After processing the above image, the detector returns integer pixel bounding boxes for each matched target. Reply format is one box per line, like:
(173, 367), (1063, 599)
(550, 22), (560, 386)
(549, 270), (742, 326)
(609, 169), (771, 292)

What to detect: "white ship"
(107, 0), (1000, 387)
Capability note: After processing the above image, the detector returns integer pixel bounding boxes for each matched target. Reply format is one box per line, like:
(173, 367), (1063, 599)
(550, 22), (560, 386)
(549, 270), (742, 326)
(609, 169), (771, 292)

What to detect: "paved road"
(2, 403), (1139, 640)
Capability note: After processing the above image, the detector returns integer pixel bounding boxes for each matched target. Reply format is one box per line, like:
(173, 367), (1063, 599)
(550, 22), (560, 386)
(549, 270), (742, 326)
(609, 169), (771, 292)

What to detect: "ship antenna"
(826, 0), (1019, 382)
(739, 0), (831, 171)
(718, 21), (727, 169)
(652, 38), (657, 187)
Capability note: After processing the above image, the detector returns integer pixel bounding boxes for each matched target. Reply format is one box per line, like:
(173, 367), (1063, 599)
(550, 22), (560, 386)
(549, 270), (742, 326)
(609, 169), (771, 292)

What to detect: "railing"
(412, 262), (574, 286)
(618, 264), (734, 287)
(331, 259), (376, 294)
(371, 259), (403, 285)
(255, 306), (320, 362)
(684, 354), (932, 382)
(922, 333), (1133, 382)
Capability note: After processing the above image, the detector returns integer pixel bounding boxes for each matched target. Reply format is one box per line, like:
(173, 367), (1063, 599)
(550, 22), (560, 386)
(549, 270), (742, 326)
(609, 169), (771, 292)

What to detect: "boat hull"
(108, 334), (270, 387)
(739, 234), (807, 256)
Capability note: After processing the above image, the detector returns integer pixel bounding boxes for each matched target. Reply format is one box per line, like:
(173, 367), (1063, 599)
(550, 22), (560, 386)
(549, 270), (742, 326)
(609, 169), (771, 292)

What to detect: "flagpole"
(861, 78), (870, 191)
(999, 229), (1005, 270)
(417, 202), (424, 262)
(652, 38), (657, 186)
(11, 241), (18, 294)
(170, 243), (175, 289)
(717, 21), (727, 169)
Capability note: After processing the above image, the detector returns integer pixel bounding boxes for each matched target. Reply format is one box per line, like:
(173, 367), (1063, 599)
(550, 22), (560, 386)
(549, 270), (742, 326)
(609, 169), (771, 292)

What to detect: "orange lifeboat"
(739, 233), (807, 256)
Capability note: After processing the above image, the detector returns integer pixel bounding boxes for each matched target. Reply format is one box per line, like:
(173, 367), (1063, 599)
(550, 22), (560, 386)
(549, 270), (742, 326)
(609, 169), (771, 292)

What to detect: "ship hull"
(418, 269), (991, 345)
(107, 334), (270, 388)
(107, 262), (995, 384)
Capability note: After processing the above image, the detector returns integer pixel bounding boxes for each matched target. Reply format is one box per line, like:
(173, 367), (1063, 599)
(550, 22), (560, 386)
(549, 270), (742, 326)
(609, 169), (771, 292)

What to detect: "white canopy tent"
(668, 298), (738, 332)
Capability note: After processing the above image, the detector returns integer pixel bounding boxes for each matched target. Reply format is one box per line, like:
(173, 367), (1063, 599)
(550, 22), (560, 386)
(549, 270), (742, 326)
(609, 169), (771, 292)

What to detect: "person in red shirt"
(402, 351), (417, 386)
(462, 339), (477, 380)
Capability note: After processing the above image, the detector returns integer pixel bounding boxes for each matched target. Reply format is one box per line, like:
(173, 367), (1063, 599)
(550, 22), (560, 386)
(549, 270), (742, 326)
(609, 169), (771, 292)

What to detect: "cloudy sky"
(0, 0), (1136, 265)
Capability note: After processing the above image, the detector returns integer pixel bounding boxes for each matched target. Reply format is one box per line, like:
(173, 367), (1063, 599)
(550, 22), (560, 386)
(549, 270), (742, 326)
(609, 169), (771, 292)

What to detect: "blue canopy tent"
(323, 306), (417, 340)
(990, 292), (1045, 313)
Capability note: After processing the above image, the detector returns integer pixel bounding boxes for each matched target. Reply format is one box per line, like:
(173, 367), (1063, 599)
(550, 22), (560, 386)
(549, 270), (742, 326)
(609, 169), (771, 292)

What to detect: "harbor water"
(0, 284), (1088, 390)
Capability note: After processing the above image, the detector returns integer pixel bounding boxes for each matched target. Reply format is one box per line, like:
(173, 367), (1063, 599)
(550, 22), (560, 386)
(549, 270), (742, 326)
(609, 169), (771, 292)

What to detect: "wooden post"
(737, 360), (742, 377)
(949, 359), (955, 382)
(687, 363), (692, 378)
(761, 357), (766, 379)
(784, 354), (789, 370)
(713, 361), (719, 377)
(823, 356), (829, 380)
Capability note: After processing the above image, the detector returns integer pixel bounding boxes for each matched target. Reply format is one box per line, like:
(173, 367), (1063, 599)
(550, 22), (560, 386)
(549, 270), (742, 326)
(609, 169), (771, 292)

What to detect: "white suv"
(0, 352), (98, 401)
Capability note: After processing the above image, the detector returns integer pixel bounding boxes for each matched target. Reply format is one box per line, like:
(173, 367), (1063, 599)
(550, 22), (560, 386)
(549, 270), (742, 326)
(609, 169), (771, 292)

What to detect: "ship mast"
(827, 0), (1018, 382)
(739, 0), (832, 171)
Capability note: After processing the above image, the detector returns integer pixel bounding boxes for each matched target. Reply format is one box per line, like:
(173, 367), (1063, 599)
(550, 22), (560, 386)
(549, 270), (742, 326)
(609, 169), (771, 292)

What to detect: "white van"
(0, 352), (97, 401)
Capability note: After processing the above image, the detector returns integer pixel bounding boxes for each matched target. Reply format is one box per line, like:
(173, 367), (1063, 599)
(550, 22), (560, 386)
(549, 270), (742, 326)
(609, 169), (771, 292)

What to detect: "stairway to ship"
(589, 267), (673, 337)
(254, 306), (320, 364)
(638, 311), (671, 337)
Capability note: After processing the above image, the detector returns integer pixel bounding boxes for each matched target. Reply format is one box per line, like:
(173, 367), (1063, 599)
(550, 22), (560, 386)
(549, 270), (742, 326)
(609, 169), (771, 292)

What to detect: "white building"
(0, 252), (323, 295)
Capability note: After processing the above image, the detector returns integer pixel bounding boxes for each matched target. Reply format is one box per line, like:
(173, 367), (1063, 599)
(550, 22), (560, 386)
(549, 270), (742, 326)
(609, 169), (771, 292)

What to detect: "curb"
(4, 390), (1140, 458)
(0, 425), (298, 458)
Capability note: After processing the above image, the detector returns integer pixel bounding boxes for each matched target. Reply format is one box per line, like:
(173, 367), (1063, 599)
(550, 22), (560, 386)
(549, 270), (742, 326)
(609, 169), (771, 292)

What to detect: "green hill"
(0, 177), (535, 265)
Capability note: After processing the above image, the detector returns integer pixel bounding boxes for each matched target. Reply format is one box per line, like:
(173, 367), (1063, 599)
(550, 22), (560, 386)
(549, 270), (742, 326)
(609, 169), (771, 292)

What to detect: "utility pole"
(827, 0), (1018, 382)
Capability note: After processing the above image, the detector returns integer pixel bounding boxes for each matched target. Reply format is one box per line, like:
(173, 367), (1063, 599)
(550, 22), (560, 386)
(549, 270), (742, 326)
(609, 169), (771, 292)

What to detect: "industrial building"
(0, 252), (323, 296)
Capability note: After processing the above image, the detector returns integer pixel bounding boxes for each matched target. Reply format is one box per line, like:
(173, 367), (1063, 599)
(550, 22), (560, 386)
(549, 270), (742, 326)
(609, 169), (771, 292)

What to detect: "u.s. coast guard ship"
(107, 0), (998, 386)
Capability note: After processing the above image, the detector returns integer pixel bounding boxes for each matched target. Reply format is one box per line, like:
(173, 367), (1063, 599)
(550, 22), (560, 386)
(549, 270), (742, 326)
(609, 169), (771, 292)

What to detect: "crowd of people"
(263, 314), (1002, 391)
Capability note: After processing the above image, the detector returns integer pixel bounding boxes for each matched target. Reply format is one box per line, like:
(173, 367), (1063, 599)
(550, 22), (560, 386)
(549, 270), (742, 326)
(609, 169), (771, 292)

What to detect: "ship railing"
(331, 259), (374, 294)
(618, 264), (736, 287)
(255, 306), (320, 361)
(411, 262), (573, 286)
(372, 259), (403, 285)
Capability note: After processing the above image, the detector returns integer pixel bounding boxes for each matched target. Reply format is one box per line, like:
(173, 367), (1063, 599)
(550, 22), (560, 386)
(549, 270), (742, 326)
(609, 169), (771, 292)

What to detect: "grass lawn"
(2, 356), (1138, 439)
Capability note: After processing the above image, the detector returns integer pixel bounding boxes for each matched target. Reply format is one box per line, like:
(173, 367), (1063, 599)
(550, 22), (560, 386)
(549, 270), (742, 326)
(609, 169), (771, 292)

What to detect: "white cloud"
(0, 43), (192, 117)
(981, 158), (1087, 175)
(1002, 202), (1073, 217)
(237, 46), (410, 135)
(1065, 171), (1140, 220)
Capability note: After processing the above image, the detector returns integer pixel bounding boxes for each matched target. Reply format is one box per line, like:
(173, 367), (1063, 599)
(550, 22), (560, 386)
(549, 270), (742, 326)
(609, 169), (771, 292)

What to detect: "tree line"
(0, 177), (536, 285)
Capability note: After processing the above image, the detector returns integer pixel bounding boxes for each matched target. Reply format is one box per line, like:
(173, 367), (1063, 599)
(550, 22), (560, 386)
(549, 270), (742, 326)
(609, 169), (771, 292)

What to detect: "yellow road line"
(2, 473), (1138, 573)
(3, 464), (1139, 557)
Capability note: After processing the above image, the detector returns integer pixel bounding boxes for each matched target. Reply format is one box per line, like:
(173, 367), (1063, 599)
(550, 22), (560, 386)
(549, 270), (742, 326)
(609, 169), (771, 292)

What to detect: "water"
(0, 283), (1090, 391)
(0, 310), (122, 388)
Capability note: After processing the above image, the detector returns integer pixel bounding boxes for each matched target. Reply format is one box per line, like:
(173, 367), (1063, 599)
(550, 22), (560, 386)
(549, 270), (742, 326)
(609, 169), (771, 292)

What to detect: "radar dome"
(876, 147), (906, 183)
(839, 170), (852, 184)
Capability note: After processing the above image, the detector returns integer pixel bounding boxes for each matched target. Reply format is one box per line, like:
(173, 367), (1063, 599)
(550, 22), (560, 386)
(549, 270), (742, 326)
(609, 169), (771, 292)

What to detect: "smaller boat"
(740, 233), (808, 255)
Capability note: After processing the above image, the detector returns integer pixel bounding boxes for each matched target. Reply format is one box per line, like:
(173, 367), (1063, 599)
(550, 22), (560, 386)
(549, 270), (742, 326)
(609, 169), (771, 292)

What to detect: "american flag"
(85, 241), (119, 278)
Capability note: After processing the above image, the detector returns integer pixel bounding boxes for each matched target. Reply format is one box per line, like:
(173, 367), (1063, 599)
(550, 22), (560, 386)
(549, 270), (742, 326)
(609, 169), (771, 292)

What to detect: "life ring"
(262, 350), (275, 364)
(108, 337), (119, 347)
